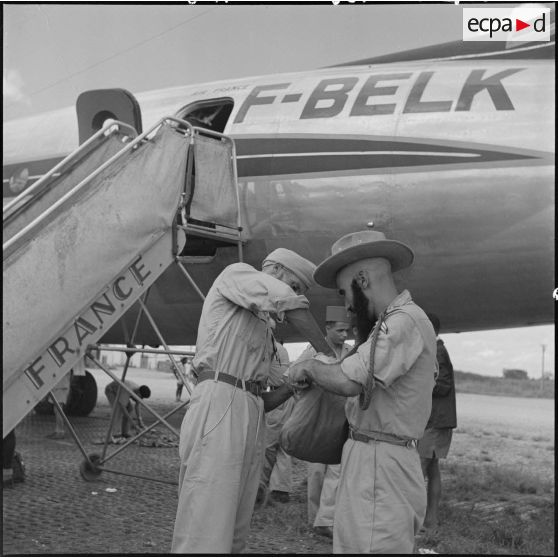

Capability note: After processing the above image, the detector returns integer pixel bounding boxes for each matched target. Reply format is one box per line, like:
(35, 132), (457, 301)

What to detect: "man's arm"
(133, 400), (145, 428)
(119, 401), (138, 426)
(261, 384), (295, 412)
(285, 308), (335, 357)
(288, 359), (361, 397)
(218, 265), (332, 357)
(217, 264), (309, 316)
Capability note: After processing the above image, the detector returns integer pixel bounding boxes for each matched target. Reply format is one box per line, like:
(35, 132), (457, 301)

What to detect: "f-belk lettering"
(234, 68), (524, 122)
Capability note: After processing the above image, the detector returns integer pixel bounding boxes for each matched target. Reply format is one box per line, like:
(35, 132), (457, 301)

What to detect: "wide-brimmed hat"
(314, 230), (414, 288)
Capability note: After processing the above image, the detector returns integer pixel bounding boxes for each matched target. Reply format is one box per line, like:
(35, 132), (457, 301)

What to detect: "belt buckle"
(406, 439), (417, 449)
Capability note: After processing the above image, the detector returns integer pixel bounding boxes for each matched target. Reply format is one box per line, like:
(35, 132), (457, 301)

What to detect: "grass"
(248, 385), (555, 555)
(249, 459), (555, 555)
(444, 461), (554, 499)
(455, 371), (554, 399)
(418, 461), (555, 555)
(420, 500), (555, 555)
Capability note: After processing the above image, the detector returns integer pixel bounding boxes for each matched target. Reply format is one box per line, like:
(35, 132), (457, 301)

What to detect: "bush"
(455, 370), (553, 399)
(503, 368), (529, 380)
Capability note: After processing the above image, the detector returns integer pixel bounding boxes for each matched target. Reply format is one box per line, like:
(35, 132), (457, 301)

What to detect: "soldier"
(300, 306), (352, 538)
(172, 248), (332, 554)
(105, 380), (151, 438)
(288, 230), (437, 554)
(418, 313), (457, 530)
(257, 334), (294, 506)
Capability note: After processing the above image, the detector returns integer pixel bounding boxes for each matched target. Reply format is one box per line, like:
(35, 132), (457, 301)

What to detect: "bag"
(279, 384), (348, 464)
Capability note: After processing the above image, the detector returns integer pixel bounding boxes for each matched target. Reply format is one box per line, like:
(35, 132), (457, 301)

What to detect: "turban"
(263, 248), (316, 290)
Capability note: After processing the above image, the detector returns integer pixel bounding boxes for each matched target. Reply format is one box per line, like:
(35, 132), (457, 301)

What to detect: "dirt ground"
(2, 368), (554, 555)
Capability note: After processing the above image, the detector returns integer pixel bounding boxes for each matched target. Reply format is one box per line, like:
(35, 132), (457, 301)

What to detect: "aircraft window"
(178, 99), (233, 133)
(92, 110), (117, 133)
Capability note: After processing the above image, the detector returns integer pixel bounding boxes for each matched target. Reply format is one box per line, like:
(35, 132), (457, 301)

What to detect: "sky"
(3, 2), (555, 379)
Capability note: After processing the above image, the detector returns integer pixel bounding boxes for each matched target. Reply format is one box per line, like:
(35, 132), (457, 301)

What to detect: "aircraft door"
(76, 89), (142, 144)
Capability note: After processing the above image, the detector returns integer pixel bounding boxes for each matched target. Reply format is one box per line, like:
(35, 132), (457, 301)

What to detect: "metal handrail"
(3, 120), (138, 218)
(91, 345), (195, 357)
(3, 116), (243, 259)
(2, 117), (193, 254)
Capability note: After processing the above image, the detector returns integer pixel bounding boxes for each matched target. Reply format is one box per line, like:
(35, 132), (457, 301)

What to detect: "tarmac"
(3, 397), (185, 555)
(2, 376), (333, 556)
(5, 369), (547, 555)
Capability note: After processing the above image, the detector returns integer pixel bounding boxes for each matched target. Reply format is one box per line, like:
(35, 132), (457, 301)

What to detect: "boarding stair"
(3, 117), (244, 449)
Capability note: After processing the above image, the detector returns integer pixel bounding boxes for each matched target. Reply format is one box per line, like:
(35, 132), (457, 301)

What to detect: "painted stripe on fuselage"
(239, 151), (478, 159)
(233, 135), (543, 178)
(3, 133), (548, 197)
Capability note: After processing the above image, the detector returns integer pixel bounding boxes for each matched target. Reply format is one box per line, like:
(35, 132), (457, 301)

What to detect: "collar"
(385, 289), (412, 314)
(363, 291), (413, 343)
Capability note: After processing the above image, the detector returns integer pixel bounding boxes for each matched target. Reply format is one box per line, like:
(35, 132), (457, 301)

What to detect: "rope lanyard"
(359, 311), (386, 411)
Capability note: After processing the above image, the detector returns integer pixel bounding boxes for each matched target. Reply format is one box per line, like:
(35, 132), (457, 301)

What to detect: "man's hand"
(289, 358), (362, 397)
(287, 359), (314, 388)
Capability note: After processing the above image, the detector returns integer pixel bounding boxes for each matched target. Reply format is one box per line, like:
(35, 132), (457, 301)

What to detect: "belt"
(196, 371), (264, 398)
(267, 385), (282, 392)
(349, 428), (417, 449)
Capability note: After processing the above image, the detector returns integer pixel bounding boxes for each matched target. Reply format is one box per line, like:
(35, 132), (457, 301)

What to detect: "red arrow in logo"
(516, 18), (530, 32)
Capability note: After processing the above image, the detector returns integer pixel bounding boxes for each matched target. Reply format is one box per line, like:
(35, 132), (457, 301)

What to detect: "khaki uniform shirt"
(193, 262), (309, 384)
(340, 290), (437, 440)
(297, 340), (352, 363)
(267, 342), (290, 388)
(266, 342), (293, 431)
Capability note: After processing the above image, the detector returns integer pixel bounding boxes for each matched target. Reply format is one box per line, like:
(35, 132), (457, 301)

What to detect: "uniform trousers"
(307, 462), (340, 527)
(261, 398), (294, 493)
(172, 381), (265, 554)
(333, 438), (426, 554)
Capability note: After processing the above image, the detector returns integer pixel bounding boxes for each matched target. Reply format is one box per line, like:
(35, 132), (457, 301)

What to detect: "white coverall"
(171, 263), (309, 554)
(334, 290), (437, 554)
(299, 342), (352, 528)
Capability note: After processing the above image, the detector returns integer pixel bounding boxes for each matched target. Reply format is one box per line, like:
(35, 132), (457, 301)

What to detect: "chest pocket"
(235, 307), (268, 354)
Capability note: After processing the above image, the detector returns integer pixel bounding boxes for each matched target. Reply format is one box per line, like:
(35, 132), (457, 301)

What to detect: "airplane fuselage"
(3, 57), (554, 343)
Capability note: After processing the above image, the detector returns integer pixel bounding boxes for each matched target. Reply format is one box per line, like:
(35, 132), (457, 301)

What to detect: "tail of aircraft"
(2, 117), (243, 436)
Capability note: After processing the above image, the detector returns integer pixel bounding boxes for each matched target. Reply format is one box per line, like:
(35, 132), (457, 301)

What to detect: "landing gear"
(34, 371), (98, 417)
(65, 371), (98, 416)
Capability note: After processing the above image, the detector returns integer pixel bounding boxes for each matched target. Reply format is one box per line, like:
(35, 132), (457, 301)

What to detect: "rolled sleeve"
(340, 347), (369, 387)
(340, 312), (425, 390)
(216, 263), (309, 319)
